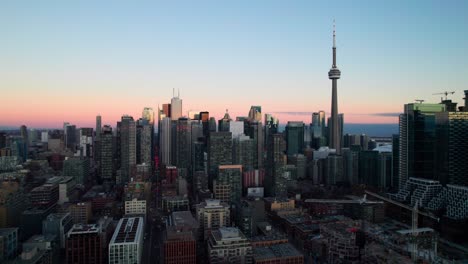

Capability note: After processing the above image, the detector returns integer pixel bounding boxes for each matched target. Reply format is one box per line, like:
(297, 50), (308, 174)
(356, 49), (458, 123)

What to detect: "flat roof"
(212, 227), (247, 242)
(110, 217), (144, 245)
(254, 243), (303, 260)
(171, 211), (198, 228)
(68, 224), (101, 235)
(46, 176), (74, 184)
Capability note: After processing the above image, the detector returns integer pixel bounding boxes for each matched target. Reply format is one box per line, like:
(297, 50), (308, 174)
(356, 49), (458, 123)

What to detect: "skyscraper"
(264, 113), (279, 145)
(232, 135), (254, 172)
(246, 121), (264, 169)
(20, 125), (28, 146)
(142, 107), (155, 125)
(214, 165), (243, 205)
(328, 23), (342, 155)
(196, 199), (230, 240)
(218, 110), (232, 132)
(119, 115), (136, 184)
(436, 111), (468, 186)
(163, 104), (172, 118)
(248, 106), (262, 122)
(285, 121), (305, 156)
(209, 117), (217, 133)
(207, 132), (233, 179)
(99, 125), (113, 183)
(265, 133), (287, 197)
(311, 111), (327, 149)
(176, 118), (192, 170)
(63, 158), (90, 185)
(95, 115), (101, 140)
(199, 111), (210, 138)
(171, 89), (182, 121)
(136, 121), (152, 165)
(398, 103), (445, 189)
(160, 117), (172, 166)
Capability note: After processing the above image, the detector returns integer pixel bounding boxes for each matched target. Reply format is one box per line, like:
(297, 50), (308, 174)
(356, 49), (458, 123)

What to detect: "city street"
(142, 181), (164, 264)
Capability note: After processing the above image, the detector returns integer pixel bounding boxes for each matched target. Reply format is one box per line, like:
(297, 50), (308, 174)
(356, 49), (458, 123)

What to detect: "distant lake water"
(278, 123), (399, 137)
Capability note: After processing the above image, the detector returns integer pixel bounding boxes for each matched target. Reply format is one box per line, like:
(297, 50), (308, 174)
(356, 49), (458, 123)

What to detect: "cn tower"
(328, 22), (341, 155)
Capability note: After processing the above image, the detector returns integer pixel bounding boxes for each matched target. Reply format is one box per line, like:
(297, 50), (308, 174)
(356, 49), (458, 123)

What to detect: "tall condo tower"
(328, 22), (342, 155)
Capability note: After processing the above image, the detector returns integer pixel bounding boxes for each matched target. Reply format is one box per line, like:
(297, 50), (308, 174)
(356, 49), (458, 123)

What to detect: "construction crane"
(433, 91), (455, 101)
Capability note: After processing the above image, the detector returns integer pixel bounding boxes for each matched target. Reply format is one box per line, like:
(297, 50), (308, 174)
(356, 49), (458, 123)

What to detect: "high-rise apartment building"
(398, 103), (445, 189)
(285, 122), (305, 156)
(136, 121), (152, 165)
(196, 199), (230, 240)
(436, 111), (468, 186)
(207, 132), (233, 178)
(160, 117), (172, 166)
(246, 121), (264, 169)
(119, 115), (136, 184)
(265, 133), (286, 197)
(63, 157), (90, 185)
(176, 118), (192, 170)
(233, 135), (254, 172)
(65, 124), (77, 151)
(99, 125), (113, 183)
(214, 165), (243, 205)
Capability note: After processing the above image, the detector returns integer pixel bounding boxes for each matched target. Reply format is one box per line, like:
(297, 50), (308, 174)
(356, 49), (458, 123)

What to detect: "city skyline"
(1, 1), (467, 128)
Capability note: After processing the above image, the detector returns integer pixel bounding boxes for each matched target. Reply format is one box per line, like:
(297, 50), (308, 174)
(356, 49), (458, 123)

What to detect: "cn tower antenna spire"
(333, 19), (336, 48)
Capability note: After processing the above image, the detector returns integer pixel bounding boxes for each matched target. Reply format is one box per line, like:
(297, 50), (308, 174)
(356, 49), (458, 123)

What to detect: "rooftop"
(212, 227), (247, 242)
(68, 224), (101, 236)
(264, 197), (293, 203)
(200, 199), (229, 209)
(46, 176), (74, 184)
(165, 226), (195, 241)
(254, 243), (303, 260)
(162, 195), (189, 202)
(25, 234), (55, 244)
(31, 184), (57, 192)
(170, 211), (199, 229)
(45, 212), (70, 221)
(110, 216), (144, 245)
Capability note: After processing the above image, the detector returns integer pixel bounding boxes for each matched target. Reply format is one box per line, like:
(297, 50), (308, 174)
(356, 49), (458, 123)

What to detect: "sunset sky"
(1, 0), (467, 128)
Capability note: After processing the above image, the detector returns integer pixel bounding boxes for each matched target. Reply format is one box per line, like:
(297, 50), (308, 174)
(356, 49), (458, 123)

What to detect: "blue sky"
(1, 0), (467, 127)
